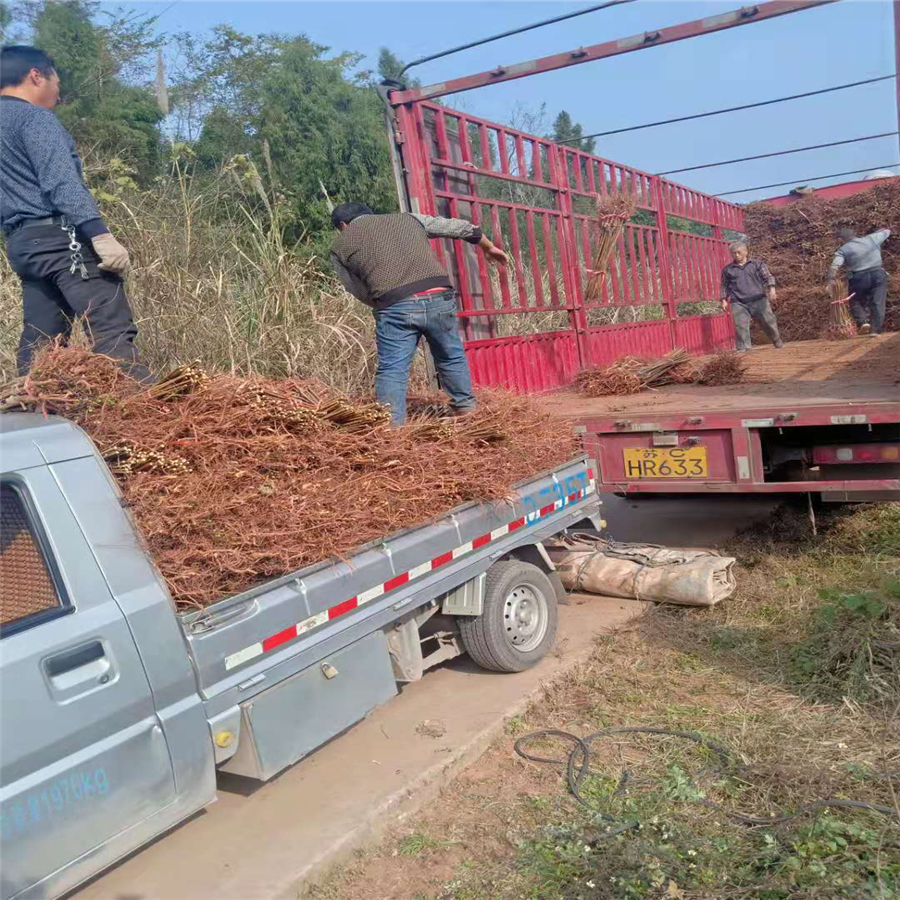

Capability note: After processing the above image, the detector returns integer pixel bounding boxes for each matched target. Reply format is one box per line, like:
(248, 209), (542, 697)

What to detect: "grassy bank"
(308, 502), (900, 900)
(0, 163), (382, 390)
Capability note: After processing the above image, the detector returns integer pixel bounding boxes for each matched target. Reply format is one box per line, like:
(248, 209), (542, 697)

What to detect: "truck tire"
(459, 561), (558, 673)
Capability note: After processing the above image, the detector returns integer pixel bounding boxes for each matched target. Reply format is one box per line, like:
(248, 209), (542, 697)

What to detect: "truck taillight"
(813, 444), (900, 464)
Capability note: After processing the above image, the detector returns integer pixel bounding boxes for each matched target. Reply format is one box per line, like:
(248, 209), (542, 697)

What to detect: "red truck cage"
(383, 0), (900, 501)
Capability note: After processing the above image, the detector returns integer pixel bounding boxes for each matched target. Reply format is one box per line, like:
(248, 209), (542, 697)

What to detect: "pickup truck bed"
(1, 413), (601, 900)
(540, 335), (899, 497)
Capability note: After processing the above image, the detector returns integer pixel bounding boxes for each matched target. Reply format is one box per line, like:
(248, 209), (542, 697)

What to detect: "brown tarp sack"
(546, 533), (736, 607)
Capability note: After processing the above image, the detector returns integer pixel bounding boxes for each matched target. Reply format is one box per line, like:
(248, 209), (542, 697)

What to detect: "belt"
(414, 287), (453, 298)
(8, 215), (67, 234)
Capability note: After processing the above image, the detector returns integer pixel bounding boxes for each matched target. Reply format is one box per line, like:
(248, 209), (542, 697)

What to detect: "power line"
(398, 0), (636, 77)
(657, 132), (900, 175)
(716, 165), (900, 197)
(562, 74), (897, 143)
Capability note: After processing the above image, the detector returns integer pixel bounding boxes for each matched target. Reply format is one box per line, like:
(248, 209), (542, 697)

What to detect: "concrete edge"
(289, 608), (646, 899)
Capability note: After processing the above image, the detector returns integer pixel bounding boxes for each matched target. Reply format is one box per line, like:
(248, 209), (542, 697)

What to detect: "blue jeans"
(374, 291), (476, 425)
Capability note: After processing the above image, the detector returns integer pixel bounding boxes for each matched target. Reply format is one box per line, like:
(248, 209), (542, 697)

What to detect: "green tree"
(10, 1), (165, 182)
(256, 39), (396, 236)
(550, 110), (596, 154)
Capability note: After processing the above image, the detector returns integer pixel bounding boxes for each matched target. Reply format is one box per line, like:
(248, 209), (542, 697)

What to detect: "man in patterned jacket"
(331, 202), (508, 425)
(0, 45), (150, 379)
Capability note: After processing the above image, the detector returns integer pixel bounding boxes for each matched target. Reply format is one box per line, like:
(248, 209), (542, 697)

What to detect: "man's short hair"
(0, 45), (56, 89)
(332, 202), (373, 229)
(838, 227), (857, 242)
(729, 241), (748, 252)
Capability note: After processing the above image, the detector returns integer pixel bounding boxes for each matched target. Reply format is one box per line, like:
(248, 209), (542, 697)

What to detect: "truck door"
(0, 471), (176, 900)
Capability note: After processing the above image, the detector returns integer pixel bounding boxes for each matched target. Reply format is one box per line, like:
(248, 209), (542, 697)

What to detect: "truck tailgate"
(180, 456), (598, 712)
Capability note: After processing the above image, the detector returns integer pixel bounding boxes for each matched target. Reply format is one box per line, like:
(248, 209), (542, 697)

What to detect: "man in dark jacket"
(0, 45), (150, 379)
(720, 241), (784, 352)
(331, 202), (508, 424)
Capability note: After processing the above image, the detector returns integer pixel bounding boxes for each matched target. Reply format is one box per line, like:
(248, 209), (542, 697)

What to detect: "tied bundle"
(822, 280), (857, 341)
(574, 349), (692, 397)
(693, 350), (746, 386)
(584, 193), (639, 304)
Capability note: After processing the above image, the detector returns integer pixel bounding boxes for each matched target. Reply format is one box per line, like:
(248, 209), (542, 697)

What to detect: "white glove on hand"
(91, 233), (130, 274)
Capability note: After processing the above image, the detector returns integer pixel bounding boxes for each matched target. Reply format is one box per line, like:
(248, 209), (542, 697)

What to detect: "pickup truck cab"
(0, 413), (601, 900)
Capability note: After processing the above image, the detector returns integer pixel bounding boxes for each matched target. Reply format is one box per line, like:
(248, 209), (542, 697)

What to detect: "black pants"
(6, 224), (151, 380)
(848, 267), (888, 334)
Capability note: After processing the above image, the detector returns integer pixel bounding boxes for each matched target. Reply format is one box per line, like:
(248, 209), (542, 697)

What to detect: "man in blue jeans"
(330, 203), (508, 424)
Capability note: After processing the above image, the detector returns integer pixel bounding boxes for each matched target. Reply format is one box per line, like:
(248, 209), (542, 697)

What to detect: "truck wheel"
(459, 561), (558, 673)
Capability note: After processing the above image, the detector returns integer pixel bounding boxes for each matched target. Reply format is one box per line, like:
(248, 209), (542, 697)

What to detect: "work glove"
(91, 233), (130, 274)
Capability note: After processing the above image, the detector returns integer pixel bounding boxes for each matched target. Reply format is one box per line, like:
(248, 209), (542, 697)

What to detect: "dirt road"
(74, 495), (776, 900)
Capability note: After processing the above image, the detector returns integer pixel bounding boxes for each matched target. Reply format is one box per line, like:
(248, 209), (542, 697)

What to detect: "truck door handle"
(43, 641), (113, 696)
(46, 641), (105, 676)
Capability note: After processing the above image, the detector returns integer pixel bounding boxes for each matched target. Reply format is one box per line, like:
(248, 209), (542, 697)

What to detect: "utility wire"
(717, 164), (900, 197)
(398, 0), (636, 77)
(561, 74), (897, 143)
(658, 132), (900, 175)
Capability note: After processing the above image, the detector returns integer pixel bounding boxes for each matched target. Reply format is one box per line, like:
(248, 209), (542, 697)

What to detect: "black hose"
(514, 726), (898, 840)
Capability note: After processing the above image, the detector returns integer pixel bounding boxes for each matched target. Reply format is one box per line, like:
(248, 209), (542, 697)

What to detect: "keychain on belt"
(60, 219), (89, 280)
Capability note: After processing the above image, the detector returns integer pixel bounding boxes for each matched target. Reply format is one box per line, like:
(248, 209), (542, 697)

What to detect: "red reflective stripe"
(472, 533), (491, 549)
(508, 518), (525, 531)
(540, 505), (555, 517)
(588, 469), (595, 479)
(328, 597), (358, 620)
(262, 625), (298, 653)
(431, 551), (453, 569)
(567, 493), (578, 502)
(384, 573), (410, 592)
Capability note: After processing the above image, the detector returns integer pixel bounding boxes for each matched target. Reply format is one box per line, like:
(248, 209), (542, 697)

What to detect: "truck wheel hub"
(504, 584), (548, 652)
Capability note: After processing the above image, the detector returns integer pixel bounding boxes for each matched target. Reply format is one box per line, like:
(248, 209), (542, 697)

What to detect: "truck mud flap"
(220, 631), (397, 781)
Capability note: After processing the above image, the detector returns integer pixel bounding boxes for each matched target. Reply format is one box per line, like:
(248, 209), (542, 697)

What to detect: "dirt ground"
(541, 334), (899, 419)
(307, 502), (900, 900)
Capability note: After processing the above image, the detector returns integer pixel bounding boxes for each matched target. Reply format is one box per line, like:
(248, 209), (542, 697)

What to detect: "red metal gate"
(389, 99), (744, 391)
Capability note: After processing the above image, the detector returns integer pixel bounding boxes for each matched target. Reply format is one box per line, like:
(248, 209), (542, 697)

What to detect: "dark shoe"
(859, 323), (872, 335)
(774, 340), (784, 349)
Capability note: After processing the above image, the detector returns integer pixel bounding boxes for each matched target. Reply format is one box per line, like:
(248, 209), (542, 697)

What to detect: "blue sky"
(125, 0), (897, 202)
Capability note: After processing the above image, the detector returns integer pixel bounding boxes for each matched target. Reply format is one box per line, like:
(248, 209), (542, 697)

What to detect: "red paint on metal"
(472, 533), (492, 550)
(391, 72), (740, 392)
(383, 573), (410, 593)
(431, 551), (454, 569)
(262, 625), (300, 653)
(508, 518), (526, 532)
(328, 597), (358, 620)
(761, 177), (898, 206)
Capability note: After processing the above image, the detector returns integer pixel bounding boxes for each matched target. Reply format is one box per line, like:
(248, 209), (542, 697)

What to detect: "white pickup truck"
(0, 412), (601, 900)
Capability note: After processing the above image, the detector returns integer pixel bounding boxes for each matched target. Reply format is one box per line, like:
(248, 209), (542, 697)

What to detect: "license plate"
(622, 446), (708, 479)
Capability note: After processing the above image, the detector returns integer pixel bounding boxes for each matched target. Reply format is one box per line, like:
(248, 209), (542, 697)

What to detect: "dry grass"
(0, 161), (392, 391)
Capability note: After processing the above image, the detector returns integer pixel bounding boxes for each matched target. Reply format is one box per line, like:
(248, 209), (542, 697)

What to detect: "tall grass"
(0, 159), (381, 391)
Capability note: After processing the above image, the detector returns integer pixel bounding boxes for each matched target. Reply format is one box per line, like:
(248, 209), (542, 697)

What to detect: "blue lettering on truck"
(522, 470), (590, 525)
(1, 767), (109, 838)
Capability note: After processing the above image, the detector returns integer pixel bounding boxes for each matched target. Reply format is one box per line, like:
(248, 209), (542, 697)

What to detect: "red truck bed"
(541, 335), (899, 499)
